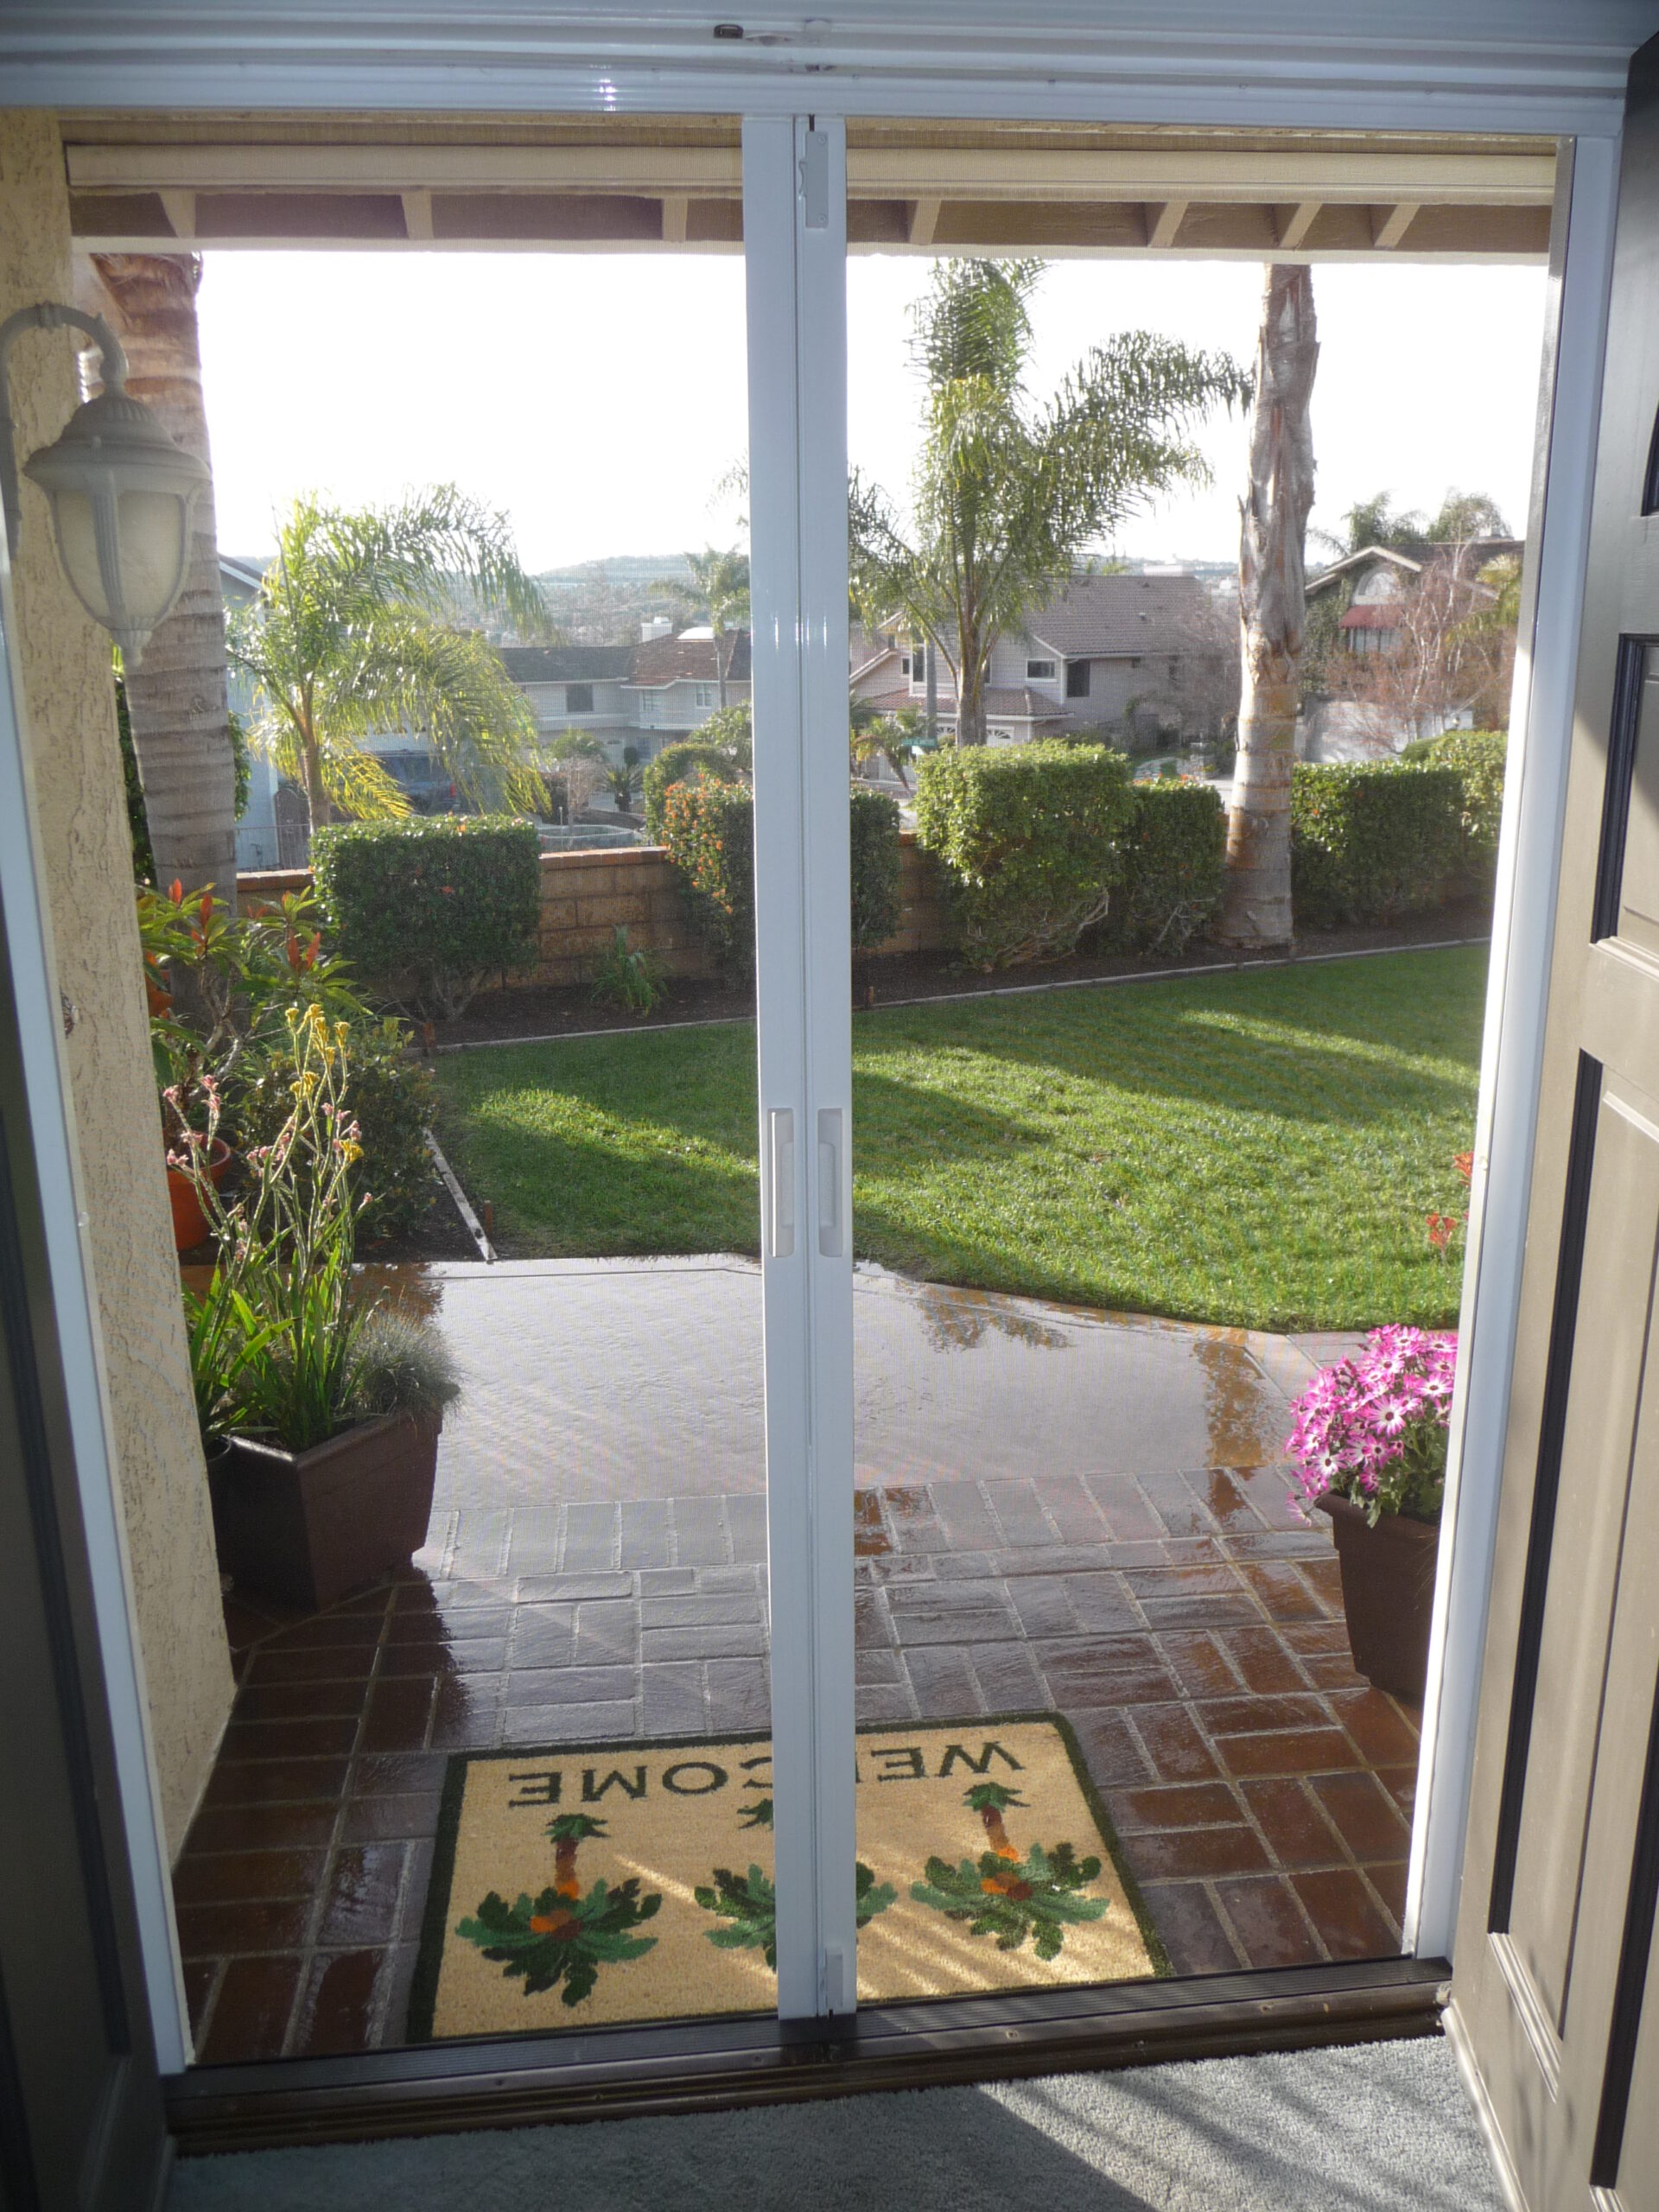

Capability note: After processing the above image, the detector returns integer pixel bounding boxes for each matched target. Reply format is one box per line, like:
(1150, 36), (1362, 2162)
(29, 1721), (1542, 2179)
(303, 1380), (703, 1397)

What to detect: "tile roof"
(628, 631), (753, 685)
(1339, 603), (1402, 630)
(499, 645), (634, 682)
(1023, 571), (1210, 658)
(983, 687), (1072, 721)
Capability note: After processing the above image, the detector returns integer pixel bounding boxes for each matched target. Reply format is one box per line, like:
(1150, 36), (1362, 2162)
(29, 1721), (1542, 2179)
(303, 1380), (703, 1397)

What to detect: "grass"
(432, 944), (1486, 1332)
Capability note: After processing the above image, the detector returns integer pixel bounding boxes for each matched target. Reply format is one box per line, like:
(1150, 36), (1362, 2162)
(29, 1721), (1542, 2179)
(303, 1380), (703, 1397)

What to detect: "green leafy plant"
(913, 741), (1136, 969)
(179, 1007), (456, 1452)
(588, 926), (666, 1016)
(455, 1815), (661, 2007)
(1290, 760), (1465, 925)
(1103, 779), (1227, 956)
(909, 1783), (1109, 1960)
(312, 814), (541, 1019)
(641, 728), (749, 842)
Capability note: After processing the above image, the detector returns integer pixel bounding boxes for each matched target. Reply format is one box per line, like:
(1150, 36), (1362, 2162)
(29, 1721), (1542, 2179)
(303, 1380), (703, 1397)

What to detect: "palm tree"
(692, 1795), (895, 1968)
(849, 260), (1248, 749)
(86, 253), (237, 893)
(653, 545), (751, 709)
(228, 486), (551, 833)
(1218, 264), (1319, 950)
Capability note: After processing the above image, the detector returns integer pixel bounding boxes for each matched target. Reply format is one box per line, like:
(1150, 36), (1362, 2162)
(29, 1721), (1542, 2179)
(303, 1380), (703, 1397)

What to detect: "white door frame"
(745, 113), (858, 2018)
(0, 8), (1644, 2057)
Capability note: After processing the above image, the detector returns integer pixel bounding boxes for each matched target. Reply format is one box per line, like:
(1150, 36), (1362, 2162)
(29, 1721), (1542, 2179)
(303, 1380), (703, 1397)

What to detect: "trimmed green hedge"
(661, 783), (904, 977)
(1402, 728), (1507, 890)
(850, 788), (902, 950)
(913, 741), (1137, 969)
(1105, 780), (1228, 955)
(641, 741), (745, 842)
(1290, 762), (1465, 925)
(313, 815), (541, 1019)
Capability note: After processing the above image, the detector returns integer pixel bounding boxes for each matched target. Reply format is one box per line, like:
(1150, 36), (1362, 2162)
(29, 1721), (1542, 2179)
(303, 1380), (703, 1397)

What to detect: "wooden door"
(1451, 37), (1659, 2212)
(0, 899), (169, 2205)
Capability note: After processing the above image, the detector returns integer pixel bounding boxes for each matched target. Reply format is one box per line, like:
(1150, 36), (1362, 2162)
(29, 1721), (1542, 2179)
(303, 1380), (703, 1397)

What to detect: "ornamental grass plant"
(1286, 1325), (1457, 1527)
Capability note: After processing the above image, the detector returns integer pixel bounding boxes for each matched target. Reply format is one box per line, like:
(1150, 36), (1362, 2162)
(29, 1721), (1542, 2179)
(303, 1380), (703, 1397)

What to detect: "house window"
(695, 683), (717, 710)
(564, 682), (594, 715)
(900, 653), (911, 677)
(1167, 658), (1179, 686)
(1026, 658), (1057, 681)
(912, 641), (927, 686)
(1065, 659), (1090, 698)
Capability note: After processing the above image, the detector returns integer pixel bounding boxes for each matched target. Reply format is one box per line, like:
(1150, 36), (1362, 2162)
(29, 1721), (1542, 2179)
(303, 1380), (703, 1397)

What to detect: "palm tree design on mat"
(695, 1798), (897, 1968)
(911, 1783), (1109, 1961)
(455, 1813), (662, 2007)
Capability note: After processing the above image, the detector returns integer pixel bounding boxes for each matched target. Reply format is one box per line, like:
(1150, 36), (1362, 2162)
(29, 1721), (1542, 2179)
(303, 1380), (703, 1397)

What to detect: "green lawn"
(433, 944), (1486, 1332)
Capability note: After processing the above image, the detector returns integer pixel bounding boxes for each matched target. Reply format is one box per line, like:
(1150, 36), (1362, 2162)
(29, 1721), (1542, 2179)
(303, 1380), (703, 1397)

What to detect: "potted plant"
(181, 1002), (460, 1610)
(1286, 1325), (1456, 1703)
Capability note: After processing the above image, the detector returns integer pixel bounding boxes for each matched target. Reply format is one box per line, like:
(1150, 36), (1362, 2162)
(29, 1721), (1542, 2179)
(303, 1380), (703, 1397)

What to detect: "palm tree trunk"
(957, 642), (988, 748)
(1217, 264), (1319, 950)
(86, 252), (237, 896)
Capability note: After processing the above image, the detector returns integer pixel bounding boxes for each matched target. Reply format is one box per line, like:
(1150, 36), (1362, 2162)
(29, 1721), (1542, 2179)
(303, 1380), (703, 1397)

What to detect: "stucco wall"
(1, 112), (233, 1859)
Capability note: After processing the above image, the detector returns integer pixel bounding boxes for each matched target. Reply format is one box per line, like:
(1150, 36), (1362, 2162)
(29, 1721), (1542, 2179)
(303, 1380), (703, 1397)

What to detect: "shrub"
(313, 815), (540, 1018)
(849, 788), (902, 950)
(1290, 761), (1465, 926)
(641, 741), (744, 842)
(1402, 728), (1507, 891)
(1104, 780), (1227, 955)
(912, 741), (1137, 969)
(661, 783), (905, 977)
(663, 780), (756, 976)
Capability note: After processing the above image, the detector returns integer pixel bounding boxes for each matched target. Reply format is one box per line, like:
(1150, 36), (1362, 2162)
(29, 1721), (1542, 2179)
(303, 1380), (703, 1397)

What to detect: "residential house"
(850, 569), (1229, 748)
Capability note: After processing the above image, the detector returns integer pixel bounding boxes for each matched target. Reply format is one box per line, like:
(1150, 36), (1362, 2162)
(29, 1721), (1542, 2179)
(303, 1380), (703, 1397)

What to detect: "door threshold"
(166, 1955), (1449, 2154)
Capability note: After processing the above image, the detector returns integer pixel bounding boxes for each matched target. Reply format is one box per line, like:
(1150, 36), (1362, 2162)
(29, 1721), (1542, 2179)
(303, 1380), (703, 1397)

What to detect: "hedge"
(313, 815), (541, 1018)
(1289, 761), (1465, 925)
(1402, 728), (1507, 890)
(912, 741), (1137, 969)
(641, 741), (743, 842)
(849, 788), (902, 950)
(1104, 780), (1227, 955)
(660, 782), (903, 977)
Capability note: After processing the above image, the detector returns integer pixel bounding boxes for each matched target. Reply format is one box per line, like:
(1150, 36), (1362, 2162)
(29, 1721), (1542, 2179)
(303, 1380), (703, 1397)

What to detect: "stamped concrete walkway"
(179, 1261), (1414, 2065)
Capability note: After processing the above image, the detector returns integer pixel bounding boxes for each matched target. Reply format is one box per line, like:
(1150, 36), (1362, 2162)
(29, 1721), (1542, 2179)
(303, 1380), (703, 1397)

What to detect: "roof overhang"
(60, 118), (1558, 262)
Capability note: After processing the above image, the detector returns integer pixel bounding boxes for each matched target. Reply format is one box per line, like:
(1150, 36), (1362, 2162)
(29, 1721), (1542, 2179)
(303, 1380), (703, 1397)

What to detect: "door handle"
(767, 1107), (795, 1258)
(817, 1106), (846, 1258)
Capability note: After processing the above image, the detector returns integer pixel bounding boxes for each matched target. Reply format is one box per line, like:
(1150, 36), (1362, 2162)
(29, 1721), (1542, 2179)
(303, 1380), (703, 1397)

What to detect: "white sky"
(196, 250), (1548, 572)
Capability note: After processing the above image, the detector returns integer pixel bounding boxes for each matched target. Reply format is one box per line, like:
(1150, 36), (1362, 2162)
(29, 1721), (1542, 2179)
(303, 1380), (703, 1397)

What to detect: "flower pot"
(168, 1137), (232, 1252)
(1316, 1492), (1441, 1704)
(210, 1410), (442, 1611)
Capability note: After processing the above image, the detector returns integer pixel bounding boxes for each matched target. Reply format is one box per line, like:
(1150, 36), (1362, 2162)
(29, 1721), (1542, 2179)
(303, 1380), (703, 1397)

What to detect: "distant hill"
(535, 554), (695, 589)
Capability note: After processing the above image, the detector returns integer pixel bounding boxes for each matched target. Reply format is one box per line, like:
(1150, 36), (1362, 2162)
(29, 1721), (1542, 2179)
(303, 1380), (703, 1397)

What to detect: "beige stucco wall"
(1, 111), (233, 1859)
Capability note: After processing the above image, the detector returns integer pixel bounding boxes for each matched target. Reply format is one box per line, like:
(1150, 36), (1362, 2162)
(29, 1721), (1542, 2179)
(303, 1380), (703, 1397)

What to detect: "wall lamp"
(0, 301), (208, 667)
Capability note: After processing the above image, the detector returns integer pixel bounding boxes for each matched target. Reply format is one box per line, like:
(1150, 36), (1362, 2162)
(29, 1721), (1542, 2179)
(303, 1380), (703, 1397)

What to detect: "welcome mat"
(410, 1718), (1167, 2042)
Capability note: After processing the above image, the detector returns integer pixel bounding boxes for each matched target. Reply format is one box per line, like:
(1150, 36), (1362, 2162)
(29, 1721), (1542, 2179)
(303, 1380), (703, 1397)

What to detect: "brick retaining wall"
(238, 832), (949, 988)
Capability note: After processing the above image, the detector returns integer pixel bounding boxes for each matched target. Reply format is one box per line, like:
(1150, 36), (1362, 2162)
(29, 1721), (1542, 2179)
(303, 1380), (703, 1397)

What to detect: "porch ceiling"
(60, 115), (1557, 260)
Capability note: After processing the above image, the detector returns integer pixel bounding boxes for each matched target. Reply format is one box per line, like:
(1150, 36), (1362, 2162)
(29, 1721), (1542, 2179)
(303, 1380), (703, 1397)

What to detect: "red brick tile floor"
(177, 1460), (1419, 2063)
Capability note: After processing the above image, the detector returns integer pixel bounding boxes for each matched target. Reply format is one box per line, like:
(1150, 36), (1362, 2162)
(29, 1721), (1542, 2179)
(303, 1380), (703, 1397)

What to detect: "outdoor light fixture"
(0, 300), (208, 667)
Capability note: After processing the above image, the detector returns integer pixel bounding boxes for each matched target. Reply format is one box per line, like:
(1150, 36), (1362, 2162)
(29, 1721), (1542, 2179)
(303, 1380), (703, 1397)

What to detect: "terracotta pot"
(210, 1411), (442, 1611)
(167, 1138), (232, 1252)
(1317, 1492), (1441, 1704)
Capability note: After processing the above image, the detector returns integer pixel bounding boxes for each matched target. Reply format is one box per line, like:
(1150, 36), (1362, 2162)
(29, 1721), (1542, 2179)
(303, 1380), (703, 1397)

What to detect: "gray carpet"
(167, 2035), (1501, 2211)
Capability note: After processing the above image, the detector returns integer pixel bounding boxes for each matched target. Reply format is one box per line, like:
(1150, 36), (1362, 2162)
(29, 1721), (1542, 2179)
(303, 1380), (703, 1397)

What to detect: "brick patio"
(177, 1458), (1418, 2063)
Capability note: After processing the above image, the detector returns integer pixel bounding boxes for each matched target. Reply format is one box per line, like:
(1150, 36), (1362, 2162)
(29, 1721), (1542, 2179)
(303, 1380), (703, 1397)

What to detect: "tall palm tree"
(86, 253), (237, 893)
(653, 545), (750, 708)
(1218, 264), (1319, 950)
(850, 260), (1248, 748)
(229, 486), (551, 832)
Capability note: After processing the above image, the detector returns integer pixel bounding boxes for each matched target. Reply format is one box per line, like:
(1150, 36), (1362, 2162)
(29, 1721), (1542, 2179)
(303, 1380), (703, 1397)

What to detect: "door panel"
(1452, 33), (1659, 2212)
